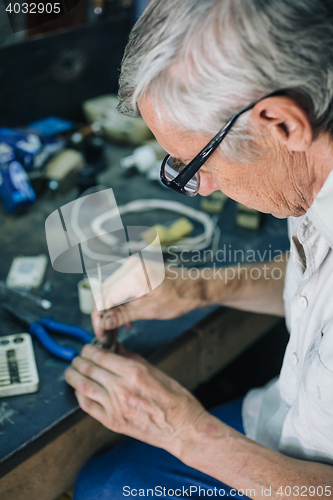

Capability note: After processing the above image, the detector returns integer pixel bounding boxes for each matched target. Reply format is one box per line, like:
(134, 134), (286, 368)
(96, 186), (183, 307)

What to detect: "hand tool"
(0, 280), (52, 310)
(0, 333), (39, 398)
(97, 263), (118, 352)
(2, 304), (93, 362)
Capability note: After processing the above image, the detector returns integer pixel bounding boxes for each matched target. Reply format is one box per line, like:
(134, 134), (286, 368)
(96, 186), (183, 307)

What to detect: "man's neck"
(309, 133), (333, 201)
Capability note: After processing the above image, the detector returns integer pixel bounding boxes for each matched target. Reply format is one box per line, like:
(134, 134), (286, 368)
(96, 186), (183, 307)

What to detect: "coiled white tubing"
(71, 195), (215, 261)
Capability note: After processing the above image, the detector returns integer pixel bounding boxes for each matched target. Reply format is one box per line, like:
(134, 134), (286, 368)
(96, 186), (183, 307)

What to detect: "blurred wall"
(0, 10), (132, 126)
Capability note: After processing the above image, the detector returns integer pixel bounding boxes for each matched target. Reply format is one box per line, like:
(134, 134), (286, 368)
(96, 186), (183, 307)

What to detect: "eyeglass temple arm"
(173, 101), (257, 188)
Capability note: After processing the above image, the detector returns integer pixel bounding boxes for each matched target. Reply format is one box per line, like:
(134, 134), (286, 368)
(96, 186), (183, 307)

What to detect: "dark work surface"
(0, 143), (290, 472)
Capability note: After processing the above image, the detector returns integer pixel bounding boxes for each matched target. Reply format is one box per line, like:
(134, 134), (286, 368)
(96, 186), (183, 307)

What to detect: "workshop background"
(0, 2), (290, 499)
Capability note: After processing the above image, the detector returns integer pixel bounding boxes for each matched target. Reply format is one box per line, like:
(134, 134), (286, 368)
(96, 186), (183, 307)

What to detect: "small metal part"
(92, 337), (104, 348)
(91, 336), (118, 352)
(41, 281), (52, 295)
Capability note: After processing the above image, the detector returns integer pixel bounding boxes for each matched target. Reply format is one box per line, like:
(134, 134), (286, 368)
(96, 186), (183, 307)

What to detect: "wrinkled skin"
(91, 258), (204, 339)
(65, 343), (206, 457)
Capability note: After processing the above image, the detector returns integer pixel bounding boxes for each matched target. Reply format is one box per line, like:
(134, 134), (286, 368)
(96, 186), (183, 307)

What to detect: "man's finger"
(71, 356), (117, 388)
(65, 365), (108, 405)
(104, 309), (122, 329)
(91, 308), (104, 338)
(91, 308), (120, 340)
(91, 303), (139, 338)
(80, 343), (146, 377)
(75, 391), (107, 422)
(116, 343), (150, 367)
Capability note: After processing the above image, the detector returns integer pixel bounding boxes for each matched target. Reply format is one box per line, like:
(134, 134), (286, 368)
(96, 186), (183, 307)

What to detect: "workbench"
(0, 143), (289, 499)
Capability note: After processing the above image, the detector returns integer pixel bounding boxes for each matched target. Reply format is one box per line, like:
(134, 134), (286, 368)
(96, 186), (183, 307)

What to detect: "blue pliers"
(2, 303), (93, 361)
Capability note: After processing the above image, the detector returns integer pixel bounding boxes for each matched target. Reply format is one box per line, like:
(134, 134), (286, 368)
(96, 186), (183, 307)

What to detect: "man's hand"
(92, 255), (287, 342)
(65, 345), (333, 500)
(92, 257), (205, 340)
(65, 343), (207, 456)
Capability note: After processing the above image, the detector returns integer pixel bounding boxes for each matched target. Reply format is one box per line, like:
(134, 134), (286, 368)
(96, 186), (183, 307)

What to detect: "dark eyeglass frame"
(160, 91), (283, 196)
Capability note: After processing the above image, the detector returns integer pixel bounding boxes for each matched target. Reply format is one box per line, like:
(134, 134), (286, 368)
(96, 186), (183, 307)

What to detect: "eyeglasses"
(159, 96), (269, 197)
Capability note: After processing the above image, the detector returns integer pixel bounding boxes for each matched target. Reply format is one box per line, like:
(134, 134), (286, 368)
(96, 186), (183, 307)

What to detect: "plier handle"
(30, 317), (93, 361)
(2, 304), (93, 362)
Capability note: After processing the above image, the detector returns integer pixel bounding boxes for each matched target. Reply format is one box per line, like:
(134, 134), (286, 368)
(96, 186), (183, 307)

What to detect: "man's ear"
(251, 96), (313, 152)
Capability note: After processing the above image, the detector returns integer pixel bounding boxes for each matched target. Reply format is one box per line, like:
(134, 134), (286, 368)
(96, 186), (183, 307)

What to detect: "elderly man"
(65, 0), (333, 498)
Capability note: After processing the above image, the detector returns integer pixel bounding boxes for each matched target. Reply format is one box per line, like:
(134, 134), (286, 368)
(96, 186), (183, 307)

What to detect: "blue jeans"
(74, 398), (249, 499)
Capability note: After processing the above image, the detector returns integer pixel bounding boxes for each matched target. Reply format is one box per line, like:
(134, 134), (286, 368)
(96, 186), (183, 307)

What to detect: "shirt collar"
(307, 167), (333, 249)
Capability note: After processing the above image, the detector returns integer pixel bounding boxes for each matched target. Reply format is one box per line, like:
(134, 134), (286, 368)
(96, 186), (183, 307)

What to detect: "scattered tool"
(97, 263), (118, 352)
(45, 149), (85, 195)
(141, 217), (194, 246)
(83, 94), (153, 145)
(2, 304), (93, 362)
(0, 280), (52, 310)
(0, 333), (39, 398)
(6, 255), (48, 289)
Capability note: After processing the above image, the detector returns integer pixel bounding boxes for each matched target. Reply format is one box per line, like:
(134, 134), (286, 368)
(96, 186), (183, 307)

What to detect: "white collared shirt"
(242, 169), (333, 465)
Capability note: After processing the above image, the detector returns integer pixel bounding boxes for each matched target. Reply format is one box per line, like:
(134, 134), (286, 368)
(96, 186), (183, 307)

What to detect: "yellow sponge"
(236, 203), (260, 230)
(200, 191), (228, 213)
(142, 217), (194, 245)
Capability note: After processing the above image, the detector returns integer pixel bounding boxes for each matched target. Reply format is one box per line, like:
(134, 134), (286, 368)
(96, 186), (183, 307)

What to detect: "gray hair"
(118, 0), (333, 162)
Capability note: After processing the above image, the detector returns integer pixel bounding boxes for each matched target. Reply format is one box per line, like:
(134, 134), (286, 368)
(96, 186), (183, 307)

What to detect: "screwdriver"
(97, 263), (118, 352)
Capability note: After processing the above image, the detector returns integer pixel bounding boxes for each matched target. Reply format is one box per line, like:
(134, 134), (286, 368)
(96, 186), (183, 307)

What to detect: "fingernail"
(106, 315), (116, 328)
